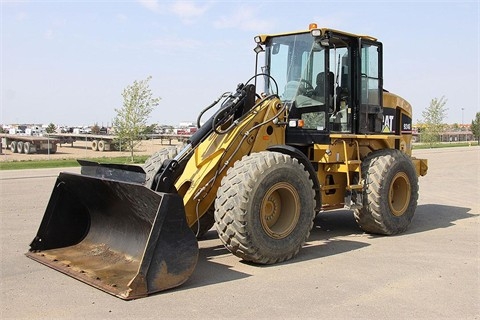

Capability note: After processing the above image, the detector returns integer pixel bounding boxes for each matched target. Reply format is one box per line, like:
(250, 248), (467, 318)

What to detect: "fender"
(267, 145), (322, 211)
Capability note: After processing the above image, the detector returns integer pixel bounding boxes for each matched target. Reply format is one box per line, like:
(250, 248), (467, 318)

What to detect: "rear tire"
(24, 142), (32, 154)
(10, 141), (17, 153)
(215, 151), (315, 264)
(49, 144), (57, 154)
(143, 144), (185, 189)
(17, 141), (24, 153)
(91, 140), (98, 151)
(144, 143), (211, 240)
(98, 140), (105, 152)
(354, 149), (418, 235)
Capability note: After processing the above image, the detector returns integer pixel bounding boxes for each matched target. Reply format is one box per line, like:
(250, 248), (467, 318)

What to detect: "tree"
(420, 96), (448, 147)
(91, 123), (100, 135)
(471, 112), (480, 144)
(142, 123), (158, 137)
(113, 76), (161, 161)
(46, 123), (57, 134)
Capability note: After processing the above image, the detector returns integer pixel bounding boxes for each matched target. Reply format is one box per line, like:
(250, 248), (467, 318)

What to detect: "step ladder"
(338, 140), (363, 209)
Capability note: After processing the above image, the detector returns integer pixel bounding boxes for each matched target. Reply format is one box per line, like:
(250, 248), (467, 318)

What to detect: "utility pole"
(461, 107), (464, 126)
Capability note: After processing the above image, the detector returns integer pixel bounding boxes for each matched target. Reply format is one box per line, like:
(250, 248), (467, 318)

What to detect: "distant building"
(413, 123), (473, 143)
(178, 121), (195, 128)
(439, 131), (473, 142)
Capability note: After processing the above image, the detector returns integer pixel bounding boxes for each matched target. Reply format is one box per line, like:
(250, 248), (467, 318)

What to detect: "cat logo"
(382, 115), (394, 133)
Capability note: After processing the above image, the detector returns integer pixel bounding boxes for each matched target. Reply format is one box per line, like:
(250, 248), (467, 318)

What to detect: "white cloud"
(41, 19), (66, 41)
(149, 35), (202, 53)
(137, 0), (212, 24)
(213, 6), (274, 32)
(137, 0), (163, 13)
(44, 29), (54, 40)
(16, 11), (28, 22)
(170, 1), (211, 24)
(116, 13), (128, 22)
(52, 18), (67, 28)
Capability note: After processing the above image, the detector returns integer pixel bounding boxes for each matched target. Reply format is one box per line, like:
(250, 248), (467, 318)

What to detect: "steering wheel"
(298, 79), (314, 96)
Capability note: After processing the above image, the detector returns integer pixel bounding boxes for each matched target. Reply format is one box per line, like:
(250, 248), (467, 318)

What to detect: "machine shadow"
(179, 243), (252, 291)
(405, 203), (476, 235)
(310, 203), (476, 238)
(179, 210), (364, 291)
(174, 203), (476, 292)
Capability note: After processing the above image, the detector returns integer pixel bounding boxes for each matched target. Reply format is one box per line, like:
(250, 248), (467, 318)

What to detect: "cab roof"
(255, 26), (377, 44)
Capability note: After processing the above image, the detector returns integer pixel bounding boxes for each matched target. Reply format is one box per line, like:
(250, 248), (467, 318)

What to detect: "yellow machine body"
(27, 25), (427, 300)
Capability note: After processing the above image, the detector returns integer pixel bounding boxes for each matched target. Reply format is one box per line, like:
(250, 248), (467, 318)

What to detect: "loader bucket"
(26, 172), (198, 300)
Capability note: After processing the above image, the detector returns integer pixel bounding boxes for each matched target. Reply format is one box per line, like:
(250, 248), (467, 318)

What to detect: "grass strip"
(0, 156), (150, 170)
(413, 141), (478, 149)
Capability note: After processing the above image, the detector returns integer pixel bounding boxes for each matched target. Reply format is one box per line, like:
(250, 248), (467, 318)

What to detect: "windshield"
(264, 33), (326, 108)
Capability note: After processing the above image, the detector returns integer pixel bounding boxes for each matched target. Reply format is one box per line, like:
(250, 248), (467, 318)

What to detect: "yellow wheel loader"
(27, 24), (428, 300)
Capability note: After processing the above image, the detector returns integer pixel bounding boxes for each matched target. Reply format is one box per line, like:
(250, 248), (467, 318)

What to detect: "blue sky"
(1, 0), (479, 127)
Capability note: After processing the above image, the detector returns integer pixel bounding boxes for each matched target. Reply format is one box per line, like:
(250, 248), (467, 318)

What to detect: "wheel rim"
(260, 182), (300, 239)
(388, 172), (411, 216)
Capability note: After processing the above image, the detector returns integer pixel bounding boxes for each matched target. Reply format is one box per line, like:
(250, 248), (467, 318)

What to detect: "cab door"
(357, 41), (383, 133)
(285, 43), (331, 146)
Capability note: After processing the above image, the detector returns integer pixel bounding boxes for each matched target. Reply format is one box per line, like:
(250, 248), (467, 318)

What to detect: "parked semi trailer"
(50, 133), (191, 151)
(1, 132), (195, 155)
(50, 133), (117, 151)
(1, 134), (59, 154)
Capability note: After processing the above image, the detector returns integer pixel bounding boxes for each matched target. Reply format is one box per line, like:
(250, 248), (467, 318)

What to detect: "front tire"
(215, 151), (315, 264)
(354, 149), (419, 235)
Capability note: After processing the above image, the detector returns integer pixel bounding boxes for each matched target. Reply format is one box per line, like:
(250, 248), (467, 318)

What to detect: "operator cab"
(255, 25), (383, 145)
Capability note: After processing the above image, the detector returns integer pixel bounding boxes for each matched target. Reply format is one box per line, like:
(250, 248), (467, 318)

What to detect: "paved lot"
(0, 147), (478, 319)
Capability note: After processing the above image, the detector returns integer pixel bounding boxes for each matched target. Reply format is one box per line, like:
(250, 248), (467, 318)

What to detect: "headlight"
(311, 29), (322, 37)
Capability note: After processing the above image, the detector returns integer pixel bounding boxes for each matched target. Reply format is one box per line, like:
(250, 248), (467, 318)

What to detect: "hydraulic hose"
(196, 92), (231, 129)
